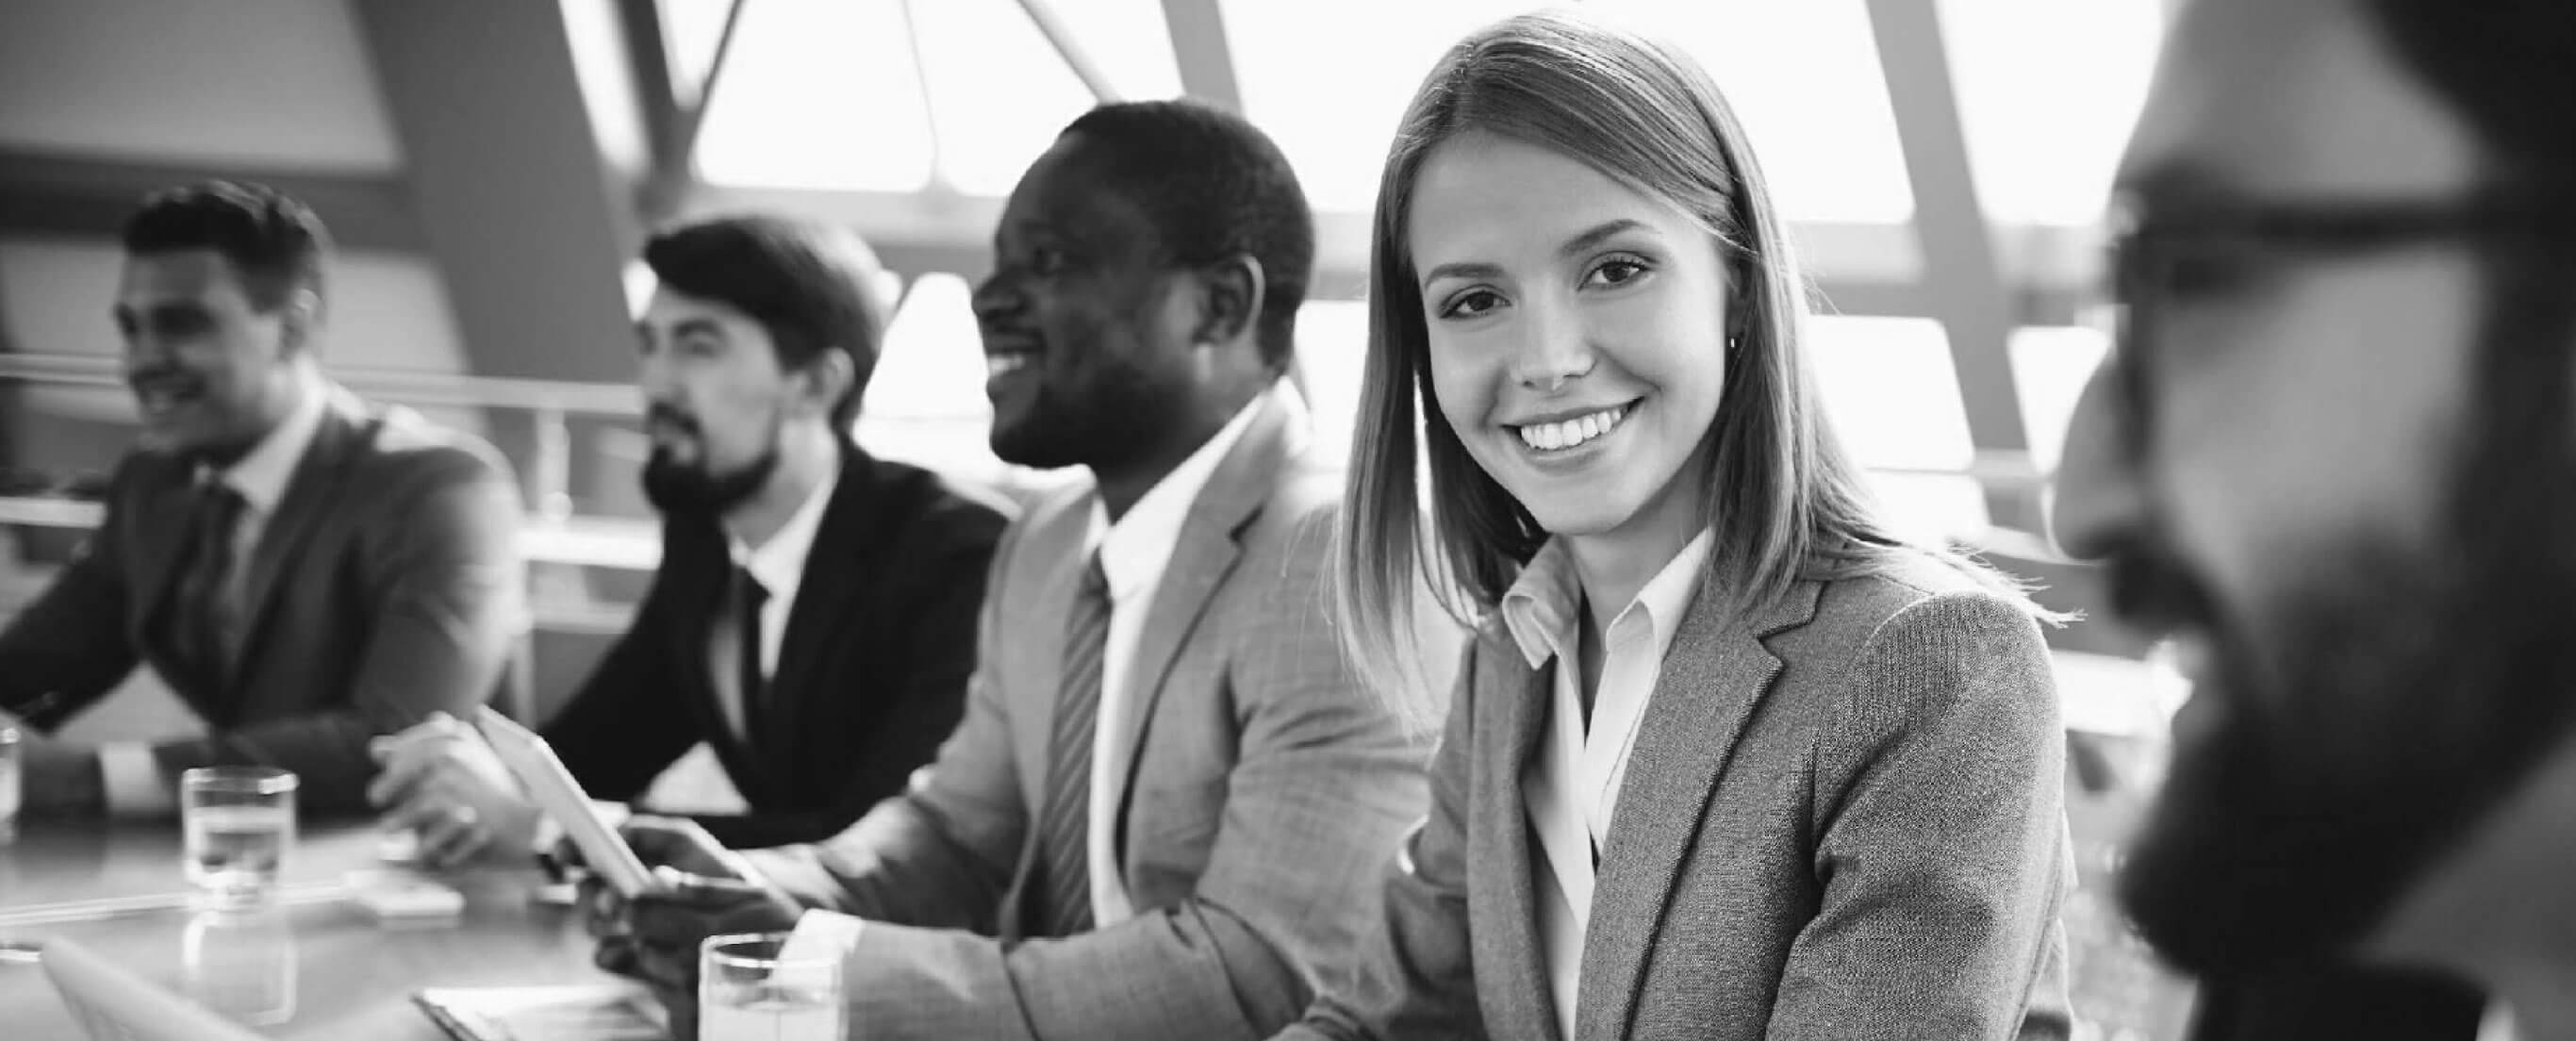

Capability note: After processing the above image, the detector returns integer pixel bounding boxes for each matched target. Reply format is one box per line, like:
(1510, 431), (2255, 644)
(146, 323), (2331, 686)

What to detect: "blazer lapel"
(1480, 641), (1563, 1039)
(225, 392), (367, 693)
(1577, 576), (1824, 1041)
(761, 448), (883, 761)
(135, 463), (207, 669)
(663, 517), (757, 783)
(1104, 389), (1301, 862)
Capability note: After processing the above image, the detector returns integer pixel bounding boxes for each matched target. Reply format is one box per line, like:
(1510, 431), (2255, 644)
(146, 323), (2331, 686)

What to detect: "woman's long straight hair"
(1334, 9), (2036, 726)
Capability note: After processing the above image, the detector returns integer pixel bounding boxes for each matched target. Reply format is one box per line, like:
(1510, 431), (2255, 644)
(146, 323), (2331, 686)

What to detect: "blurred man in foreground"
(2054, 1), (2576, 1036)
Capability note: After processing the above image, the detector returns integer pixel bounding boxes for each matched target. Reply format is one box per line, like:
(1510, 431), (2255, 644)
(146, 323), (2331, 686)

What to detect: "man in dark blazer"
(0, 181), (525, 817)
(371, 216), (1011, 859)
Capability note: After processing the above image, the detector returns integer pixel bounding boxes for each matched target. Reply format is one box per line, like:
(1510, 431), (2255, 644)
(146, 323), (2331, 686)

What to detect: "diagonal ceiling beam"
(1158, 0), (1242, 109)
(1015, 0), (1125, 103)
(350, 0), (637, 384)
(1864, 0), (2037, 528)
(352, 0), (645, 518)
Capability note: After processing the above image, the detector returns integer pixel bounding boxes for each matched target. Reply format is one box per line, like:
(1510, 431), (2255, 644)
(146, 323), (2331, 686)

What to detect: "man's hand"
(576, 817), (802, 1034)
(17, 735), (104, 817)
(366, 713), (540, 869)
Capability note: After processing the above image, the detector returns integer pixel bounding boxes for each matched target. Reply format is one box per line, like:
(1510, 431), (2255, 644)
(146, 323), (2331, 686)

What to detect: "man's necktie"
(173, 481), (247, 697)
(1028, 554), (1112, 938)
(733, 565), (770, 739)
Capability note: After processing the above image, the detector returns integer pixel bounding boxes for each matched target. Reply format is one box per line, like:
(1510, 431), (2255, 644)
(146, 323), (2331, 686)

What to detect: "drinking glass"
(698, 933), (843, 1041)
(0, 726), (20, 844)
(180, 767), (298, 908)
(181, 909), (298, 1025)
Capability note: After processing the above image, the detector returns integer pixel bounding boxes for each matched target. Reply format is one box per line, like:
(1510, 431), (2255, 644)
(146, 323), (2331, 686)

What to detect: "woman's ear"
(1191, 254), (1266, 349)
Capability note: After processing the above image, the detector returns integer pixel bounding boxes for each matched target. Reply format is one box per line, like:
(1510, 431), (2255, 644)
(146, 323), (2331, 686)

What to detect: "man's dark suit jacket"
(542, 444), (1013, 850)
(0, 387), (525, 813)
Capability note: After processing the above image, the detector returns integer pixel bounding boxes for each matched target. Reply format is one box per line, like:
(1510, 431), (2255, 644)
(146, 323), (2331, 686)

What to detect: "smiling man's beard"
(2117, 261), (2576, 982)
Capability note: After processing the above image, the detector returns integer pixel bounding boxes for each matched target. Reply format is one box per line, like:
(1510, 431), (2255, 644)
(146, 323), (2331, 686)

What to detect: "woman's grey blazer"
(1285, 552), (2074, 1041)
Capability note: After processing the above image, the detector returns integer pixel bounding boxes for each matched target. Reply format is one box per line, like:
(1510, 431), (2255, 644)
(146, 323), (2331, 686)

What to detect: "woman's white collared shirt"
(1500, 528), (1716, 1039)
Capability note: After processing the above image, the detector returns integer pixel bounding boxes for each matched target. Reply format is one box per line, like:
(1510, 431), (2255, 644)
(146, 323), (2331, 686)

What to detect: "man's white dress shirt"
(709, 469), (837, 739)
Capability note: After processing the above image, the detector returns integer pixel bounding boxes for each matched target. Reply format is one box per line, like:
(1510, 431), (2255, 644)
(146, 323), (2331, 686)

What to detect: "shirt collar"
(1500, 527), (1717, 670)
(1090, 380), (1280, 601)
(206, 370), (328, 515)
(732, 467), (838, 601)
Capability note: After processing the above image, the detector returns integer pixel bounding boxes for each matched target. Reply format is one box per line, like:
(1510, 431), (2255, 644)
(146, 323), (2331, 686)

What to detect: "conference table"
(0, 821), (622, 1040)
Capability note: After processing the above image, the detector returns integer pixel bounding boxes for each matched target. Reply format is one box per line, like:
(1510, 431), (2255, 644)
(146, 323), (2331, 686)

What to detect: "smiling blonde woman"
(1279, 10), (2073, 1041)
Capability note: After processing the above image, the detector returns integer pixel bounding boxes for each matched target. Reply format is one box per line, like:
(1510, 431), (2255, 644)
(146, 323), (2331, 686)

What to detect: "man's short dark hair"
(121, 180), (331, 311)
(1061, 100), (1315, 371)
(643, 216), (893, 430)
(2367, 1), (2576, 179)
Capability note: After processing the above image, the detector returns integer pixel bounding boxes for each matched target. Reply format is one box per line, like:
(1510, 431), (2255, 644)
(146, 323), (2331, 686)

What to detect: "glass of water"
(181, 767), (298, 908)
(698, 933), (843, 1041)
(0, 726), (20, 844)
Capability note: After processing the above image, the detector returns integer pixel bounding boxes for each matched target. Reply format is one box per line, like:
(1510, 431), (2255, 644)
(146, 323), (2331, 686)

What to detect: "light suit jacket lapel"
(1103, 388), (1304, 867)
(1576, 574), (1824, 1040)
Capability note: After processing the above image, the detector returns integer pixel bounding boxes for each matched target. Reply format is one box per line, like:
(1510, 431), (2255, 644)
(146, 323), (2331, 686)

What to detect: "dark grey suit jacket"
(0, 387), (523, 812)
(751, 386), (1443, 1041)
(1288, 553), (2074, 1041)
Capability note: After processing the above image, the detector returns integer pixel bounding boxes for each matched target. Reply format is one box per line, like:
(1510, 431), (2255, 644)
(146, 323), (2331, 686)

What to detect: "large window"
(1940, 0), (2164, 226)
(687, 0), (1182, 193)
(669, 0), (2162, 539)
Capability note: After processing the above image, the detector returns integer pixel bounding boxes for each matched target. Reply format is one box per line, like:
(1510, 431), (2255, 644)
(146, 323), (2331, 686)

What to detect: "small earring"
(1726, 335), (1740, 355)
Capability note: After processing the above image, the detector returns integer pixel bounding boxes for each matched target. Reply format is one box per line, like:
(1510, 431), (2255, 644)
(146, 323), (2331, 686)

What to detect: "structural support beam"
(0, 149), (421, 251)
(353, 0), (645, 519)
(1864, 0), (2038, 528)
(615, 0), (688, 223)
(1159, 0), (1243, 110)
(1016, 0), (1125, 103)
(350, 0), (638, 386)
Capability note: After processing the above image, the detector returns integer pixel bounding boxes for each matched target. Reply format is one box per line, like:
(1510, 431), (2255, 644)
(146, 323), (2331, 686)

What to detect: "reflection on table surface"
(0, 821), (617, 1040)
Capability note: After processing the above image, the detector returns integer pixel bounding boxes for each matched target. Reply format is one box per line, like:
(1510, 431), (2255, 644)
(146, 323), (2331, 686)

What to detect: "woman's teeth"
(1515, 403), (1629, 452)
(986, 355), (1032, 377)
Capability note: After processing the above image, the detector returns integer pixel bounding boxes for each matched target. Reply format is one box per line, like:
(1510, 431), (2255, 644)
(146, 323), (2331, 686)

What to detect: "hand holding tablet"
(471, 708), (656, 900)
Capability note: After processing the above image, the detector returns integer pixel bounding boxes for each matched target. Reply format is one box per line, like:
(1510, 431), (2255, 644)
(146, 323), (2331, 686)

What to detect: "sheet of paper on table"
(414, 983), (669, 1041)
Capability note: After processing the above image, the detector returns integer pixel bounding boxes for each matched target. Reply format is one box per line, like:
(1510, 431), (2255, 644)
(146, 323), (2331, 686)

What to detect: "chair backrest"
(41, 937), (270, 1041)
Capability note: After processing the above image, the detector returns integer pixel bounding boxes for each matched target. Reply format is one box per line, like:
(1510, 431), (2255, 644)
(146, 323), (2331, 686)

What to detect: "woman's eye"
(1438, 289), (1507, 320)
(1583, 256), (1652, 289)
(1028, 247), (1067, 276)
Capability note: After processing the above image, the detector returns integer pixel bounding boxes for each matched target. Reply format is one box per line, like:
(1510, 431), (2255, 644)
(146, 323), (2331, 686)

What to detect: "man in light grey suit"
(585, 100), (1436, 1041)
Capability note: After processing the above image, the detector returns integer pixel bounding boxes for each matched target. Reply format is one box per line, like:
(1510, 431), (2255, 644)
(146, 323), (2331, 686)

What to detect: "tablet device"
(471, 707), (655, 899)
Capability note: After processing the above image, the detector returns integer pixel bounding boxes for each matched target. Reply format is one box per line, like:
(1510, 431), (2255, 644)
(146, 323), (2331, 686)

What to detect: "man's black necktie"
(734, 565), (770, 739)
(174, 482), (247, 697)
(1027, 554), (1112, 938)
